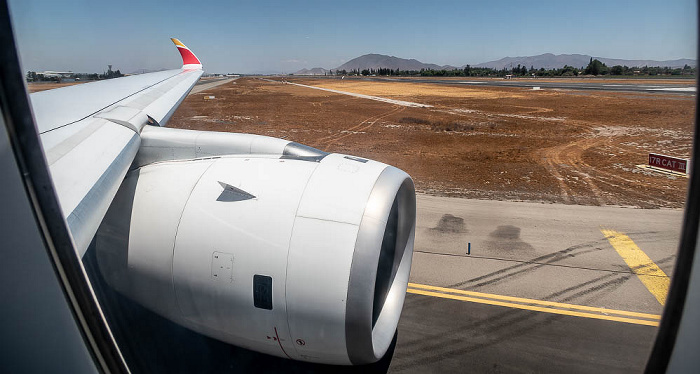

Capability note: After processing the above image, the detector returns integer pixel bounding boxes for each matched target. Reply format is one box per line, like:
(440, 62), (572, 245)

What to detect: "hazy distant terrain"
(475, 53), (696, 70)
(292, 67), (330, 75)
(333, 54), (457, 72)
(292, 53), (696, 73)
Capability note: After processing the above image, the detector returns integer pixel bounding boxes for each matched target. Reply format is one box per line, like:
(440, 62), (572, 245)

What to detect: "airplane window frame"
(0, 1), (130, 373)
(1, 0), (698, 371)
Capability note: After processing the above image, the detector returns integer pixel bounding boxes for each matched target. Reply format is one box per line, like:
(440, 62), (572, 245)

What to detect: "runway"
(311, 76), (696, 95)
(453, 79), (695, 94)
(409, 195), (678, 313)
(83, 194), (681, 373)
(190, 77), (237, 94)
(393, 293), (657, 373)
(388, 195), (681, 373)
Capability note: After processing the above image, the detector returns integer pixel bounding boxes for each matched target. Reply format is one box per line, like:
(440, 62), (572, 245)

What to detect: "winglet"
(171, 38), (202, 70)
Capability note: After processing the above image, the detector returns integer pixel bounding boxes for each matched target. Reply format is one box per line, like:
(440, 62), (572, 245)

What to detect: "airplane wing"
(31, 38), (203, 256)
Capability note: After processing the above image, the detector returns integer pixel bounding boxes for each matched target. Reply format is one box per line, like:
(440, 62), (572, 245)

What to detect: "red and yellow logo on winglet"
(171, 38), (202, 69)
(171, 38), (187, 48)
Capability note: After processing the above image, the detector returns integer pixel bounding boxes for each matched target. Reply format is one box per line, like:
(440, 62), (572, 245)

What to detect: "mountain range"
(293, 67), (330, 76)
(334, 54), (457, 72)
(474, 53), (696, 70)
(292, 53), (695, 75)
(292, 54), (456, 75)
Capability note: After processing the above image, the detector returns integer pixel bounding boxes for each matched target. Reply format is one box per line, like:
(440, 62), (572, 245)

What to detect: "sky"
(8, 0), (698, 74)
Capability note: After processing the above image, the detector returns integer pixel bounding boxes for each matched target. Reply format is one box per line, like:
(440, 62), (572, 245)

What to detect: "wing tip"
(170, 38), (186, 48)
(171, 37), (202, 70)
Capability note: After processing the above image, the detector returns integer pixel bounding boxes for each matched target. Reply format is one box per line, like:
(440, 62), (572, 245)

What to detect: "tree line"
(326, 59), (696, 78)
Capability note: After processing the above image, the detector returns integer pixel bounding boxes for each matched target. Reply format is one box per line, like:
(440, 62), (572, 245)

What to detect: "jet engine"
(95, 127), (416, 365)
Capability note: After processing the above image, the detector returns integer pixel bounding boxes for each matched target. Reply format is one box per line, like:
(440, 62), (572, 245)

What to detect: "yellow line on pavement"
(406, 288), (659, 327)
(601, 229), (670, 305)
(408, 283), (661, 320)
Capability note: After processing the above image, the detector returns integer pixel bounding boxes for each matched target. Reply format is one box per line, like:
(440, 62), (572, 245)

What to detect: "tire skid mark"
(395, 247), (673, 370)
(397, 256), (674, 362)
(393, 270), (647, 371)
(402, 240), (605, 312)
(405, 231), (665, 311)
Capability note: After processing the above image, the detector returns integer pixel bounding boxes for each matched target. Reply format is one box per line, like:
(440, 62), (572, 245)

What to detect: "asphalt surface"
(305, 76), (697, 95)
(388, 195), (682, 373)
(190, 77), (237, 94)
(393, 293), (657, 373)
(410, 195), (679, 312)
(84, 195), (682, 373)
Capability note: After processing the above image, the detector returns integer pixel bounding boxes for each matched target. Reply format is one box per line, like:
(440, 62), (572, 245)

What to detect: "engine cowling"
(96, 151), (415, 365)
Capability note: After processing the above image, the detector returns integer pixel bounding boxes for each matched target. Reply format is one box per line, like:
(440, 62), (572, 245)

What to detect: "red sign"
(648, 153), (688, 174)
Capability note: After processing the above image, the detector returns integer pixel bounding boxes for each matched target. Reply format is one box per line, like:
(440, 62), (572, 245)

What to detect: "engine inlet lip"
(345, 166), (416, 365)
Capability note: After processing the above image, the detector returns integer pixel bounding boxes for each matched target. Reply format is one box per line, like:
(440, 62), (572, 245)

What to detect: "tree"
(463, 64), (471, 76)
(585, 58), (607, 75)
(560, 65), (577, 76)
(610, 65), (623, 75)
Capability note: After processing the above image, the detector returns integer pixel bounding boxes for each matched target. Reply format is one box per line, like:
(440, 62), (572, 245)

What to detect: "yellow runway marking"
(408, 283), (660, 320)
(601, 229), (670, 305)
(406, 284), (660, 327)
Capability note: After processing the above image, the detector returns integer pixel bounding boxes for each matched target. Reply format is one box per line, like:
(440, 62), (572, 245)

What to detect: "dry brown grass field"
(167, 77), (694, 208)
(382, 76), (697, 85)
(27, 81), (84, 93)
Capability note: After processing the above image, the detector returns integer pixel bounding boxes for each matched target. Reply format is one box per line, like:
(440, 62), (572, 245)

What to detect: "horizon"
(19, 51), (699, 76)
(8, 0), (697, 74)
(310, 52), (697, 71)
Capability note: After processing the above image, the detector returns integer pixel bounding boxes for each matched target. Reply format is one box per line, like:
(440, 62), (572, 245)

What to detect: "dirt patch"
(431, 214), (467, 234)
(484, 225), (536, 255)
(169, 77), (694, 208)
(27, 81), (85, 93)
(301, 80), (525, 100)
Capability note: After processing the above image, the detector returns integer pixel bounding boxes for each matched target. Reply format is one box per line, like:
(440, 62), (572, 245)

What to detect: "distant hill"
(597, 57), (696, 69)
(292, 67), (330, 75)
(292, 53), (696, 75)
(334, 54), (455, 72)
(474, 53), (696, 70)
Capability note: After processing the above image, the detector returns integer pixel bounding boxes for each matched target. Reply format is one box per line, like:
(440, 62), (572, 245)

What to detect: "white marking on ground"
(285, 82), (433, 108)
(441, 108), (566, 122)
(497, 113), (566, 121)
(450, 108), (479, 114)
(647, 87), (696, 92)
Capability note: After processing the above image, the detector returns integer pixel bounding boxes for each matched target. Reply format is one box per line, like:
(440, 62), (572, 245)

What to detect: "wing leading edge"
(32, 38), (204, 256)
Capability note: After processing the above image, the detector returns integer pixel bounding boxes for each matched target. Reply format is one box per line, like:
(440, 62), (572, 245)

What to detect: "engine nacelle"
(96, 151), (415, 365)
